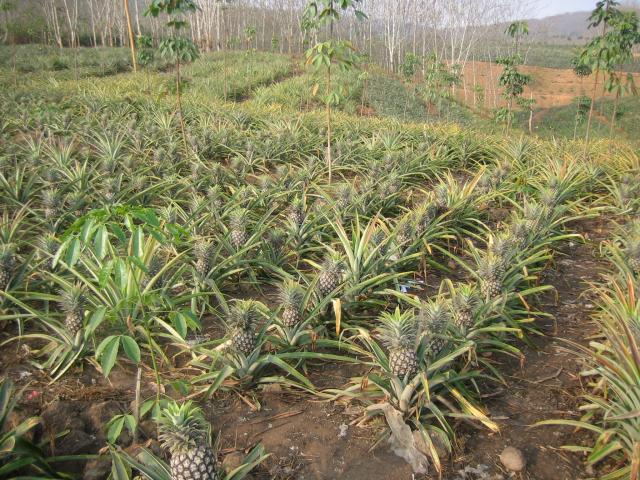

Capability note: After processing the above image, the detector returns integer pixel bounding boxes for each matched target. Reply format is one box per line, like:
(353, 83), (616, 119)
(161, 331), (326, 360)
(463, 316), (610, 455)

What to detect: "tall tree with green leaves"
(145, 0), (199, 144)
(303, 0), (366, 185)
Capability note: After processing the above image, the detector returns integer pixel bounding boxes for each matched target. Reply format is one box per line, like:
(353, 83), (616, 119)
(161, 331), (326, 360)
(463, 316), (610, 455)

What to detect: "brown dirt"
(448, 218), (611, 479)
(457, 61), (640, 110)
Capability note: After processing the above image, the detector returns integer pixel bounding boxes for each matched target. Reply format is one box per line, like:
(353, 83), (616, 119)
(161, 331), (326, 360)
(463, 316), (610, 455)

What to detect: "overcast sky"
(534, 0), (597, 18)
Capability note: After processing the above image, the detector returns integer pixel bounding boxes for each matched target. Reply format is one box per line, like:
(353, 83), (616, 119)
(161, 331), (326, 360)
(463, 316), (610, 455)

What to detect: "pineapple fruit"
(289, 197), (305, 228)
(228, 209), (248, 251)
(317, 253), (345, 298)
(419, 299), (451, 357)
(39, 234), (59, 272)
(451, 283), (479, 331)
(158, 401), (218, 480)
(0, 244), (17, 291)
(59, 284), (86, 337)
(228, 300), (260, 356)
(194, 240), (212, 278)
(279, 280), (305, 328)
(145, 253), (166, 288)
(377, 308), (419, 379)
(627, 236), (640, 273)
(477, 253), (504, 299)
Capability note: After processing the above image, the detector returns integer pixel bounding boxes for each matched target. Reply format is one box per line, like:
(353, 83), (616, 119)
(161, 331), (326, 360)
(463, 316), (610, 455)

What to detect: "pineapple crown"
(228, 208), (248, 229)
(194, 240), (212, 262)
(279, 280), (305, 309)
(376, 308), (418, 351)
(477, 253), (503, 280)
(419, 299), (451, 333)
(321, 252), (345, 275)
(626, 235), (640, 257)
(414, 201), (437, 228)
(42, 188), (60, 207)
(451, 283), (480, 314)
(228, 300), (260, 332)
(522, 199), (546, 225)
(58, 284), (86, 313)
(539, 186), (559, 209)
(434, 182), (450, 208)
(157, 401), (210, 454)
(39, 234), (59, 255)
(487, 233), (514, 260)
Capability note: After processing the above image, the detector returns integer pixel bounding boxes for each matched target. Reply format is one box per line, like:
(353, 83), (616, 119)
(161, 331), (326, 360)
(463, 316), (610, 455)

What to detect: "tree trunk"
(123, 0), (138, 72)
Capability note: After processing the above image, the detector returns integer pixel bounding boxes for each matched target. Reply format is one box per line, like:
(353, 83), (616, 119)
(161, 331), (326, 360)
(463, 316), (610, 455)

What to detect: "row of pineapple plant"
(0, 74), (636, 478)
(538, 170), (640, 479)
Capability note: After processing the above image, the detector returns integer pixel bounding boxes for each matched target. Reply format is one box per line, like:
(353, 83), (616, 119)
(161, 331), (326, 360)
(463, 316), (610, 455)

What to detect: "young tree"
(602, 10), (640, 138)
(146, 0), (200, 144)
(303, 0), (366, 185)
(495, 21), (531, 133)
(580, 0), (622, 148)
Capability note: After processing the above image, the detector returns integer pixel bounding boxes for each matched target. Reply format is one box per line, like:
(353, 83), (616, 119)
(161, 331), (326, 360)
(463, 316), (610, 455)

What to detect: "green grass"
(517, 96), (640, 142)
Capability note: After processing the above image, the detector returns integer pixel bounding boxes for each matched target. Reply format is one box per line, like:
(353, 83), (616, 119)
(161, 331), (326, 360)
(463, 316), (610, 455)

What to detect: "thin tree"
(303, 0), (366, 185)
(124, 0), (138, 72)
(146, 0), (200, 145)
(581, 0), (621, 150)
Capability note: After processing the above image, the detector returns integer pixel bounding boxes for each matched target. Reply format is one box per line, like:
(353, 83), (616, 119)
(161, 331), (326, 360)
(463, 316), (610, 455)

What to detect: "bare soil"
(457, 61), (640, 110)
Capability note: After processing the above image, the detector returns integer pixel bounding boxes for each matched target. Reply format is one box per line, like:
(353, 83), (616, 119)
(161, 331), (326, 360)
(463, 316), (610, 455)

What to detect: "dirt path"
(449, 218), (609, 480)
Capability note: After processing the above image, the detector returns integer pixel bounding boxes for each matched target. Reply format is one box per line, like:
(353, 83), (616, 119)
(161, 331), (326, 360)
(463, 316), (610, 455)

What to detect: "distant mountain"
(526, 11), (594, 43)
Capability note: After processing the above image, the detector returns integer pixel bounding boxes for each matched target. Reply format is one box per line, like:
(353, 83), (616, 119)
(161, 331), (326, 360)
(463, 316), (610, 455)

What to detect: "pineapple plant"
(145, 253), (166, 289)
(419, 299), (451, 357)
(42, 188), (61, 221)
(522, 200), (546, 236)
(626, 236), (640, 273)
(376, 308), (419, 379)
(316, 252), (345, 298)
(0, 244), (16, 291)
(157, 401), (218, 480)
(228, 300), (260, 356)
(38, 234), (59, 272)
(289, 197), (305, 228)
(451, 283), (480, 331)
(59, 284), (86, 337)
(371, 227), (389, 257)
(414, 200), (438, 235)
(395, 215), (415, 246)
(477, 253), (504, 299)
(434, 182), (450, 213)
(194, 240), (212, 278)
(279, 280), (305, 328)
(334, 184), (355, 212)
(228, 208), (248, 251)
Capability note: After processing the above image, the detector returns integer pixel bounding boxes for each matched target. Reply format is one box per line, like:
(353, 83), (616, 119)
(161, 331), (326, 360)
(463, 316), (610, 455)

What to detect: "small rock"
(222, 451), (245, 474)
(499, 446), (526, 472)
(56, 429), (97, 455)
(338, 423), (348, 438)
